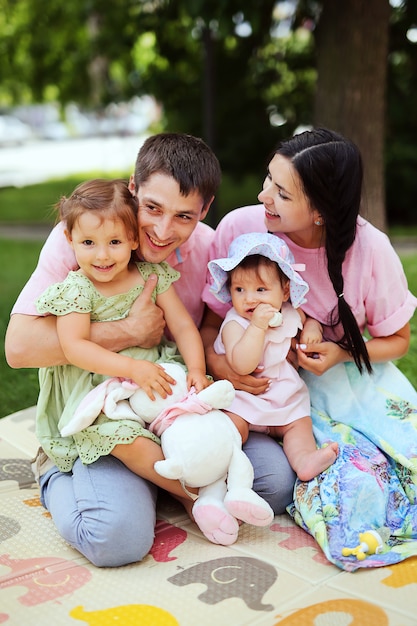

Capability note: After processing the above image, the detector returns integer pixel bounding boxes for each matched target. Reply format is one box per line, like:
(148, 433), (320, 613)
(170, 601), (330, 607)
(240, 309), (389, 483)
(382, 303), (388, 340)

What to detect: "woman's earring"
(315, 219), (323, 226)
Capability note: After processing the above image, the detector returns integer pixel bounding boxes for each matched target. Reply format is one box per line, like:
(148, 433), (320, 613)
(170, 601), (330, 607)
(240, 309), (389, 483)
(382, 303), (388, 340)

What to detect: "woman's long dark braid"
(277, 128), (372, 374)
(323, 149), (372, 374)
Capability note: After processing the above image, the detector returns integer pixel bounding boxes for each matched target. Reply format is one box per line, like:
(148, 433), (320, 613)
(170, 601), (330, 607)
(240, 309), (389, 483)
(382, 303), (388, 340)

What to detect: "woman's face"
(258, 154), (321, 246)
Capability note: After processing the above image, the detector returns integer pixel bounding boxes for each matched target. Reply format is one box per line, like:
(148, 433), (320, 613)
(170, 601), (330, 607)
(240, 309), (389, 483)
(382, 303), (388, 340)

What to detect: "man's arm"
(6, 275), (165, 369)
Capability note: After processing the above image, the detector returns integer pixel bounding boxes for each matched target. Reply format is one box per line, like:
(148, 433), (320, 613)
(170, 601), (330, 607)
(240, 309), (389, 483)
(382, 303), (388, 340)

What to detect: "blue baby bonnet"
(208, 232), (309, 309)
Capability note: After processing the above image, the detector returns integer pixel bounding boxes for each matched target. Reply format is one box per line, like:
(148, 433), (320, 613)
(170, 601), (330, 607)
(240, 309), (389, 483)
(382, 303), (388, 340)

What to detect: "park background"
(1, 0), (417, 417)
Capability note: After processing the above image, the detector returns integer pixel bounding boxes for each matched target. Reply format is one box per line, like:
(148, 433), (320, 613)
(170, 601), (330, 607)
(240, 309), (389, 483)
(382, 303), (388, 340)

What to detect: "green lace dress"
(35, 261), (186, 472)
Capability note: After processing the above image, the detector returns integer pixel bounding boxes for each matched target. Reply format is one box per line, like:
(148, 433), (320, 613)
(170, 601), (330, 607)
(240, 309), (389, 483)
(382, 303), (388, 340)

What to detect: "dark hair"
(227, 254), (289, 292)
(57, 178), (138, 242)
(276, 128), (371, 373)
(133, 132), (221, 208)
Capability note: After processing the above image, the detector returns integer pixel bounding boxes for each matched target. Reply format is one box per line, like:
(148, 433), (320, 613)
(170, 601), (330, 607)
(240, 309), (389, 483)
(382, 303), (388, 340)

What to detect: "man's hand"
(6, 275), (166, 369)
(206, 348), (270, 395)
(124, 274), (165, 348)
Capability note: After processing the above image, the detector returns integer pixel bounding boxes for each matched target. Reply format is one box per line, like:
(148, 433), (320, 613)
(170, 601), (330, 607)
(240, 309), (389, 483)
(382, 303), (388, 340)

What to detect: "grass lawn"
(1, 239), (44, 416)
(1, 176), (416, 418)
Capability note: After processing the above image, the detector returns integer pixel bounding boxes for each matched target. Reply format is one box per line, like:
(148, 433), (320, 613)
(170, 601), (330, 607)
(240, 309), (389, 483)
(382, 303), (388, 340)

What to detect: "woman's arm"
(200, 307), (270, 394)
(5, 275), (165, 369)
(364, 323), (410, 362)
(297, 323), (411, 375)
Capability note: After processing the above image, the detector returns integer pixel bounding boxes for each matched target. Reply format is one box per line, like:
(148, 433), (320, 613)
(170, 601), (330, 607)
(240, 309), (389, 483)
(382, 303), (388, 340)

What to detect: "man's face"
(135, 173), (210, 264)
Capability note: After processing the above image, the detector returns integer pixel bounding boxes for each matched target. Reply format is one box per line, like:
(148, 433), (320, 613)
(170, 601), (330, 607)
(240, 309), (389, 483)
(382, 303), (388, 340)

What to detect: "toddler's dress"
(35, 261), (184, 472)
(214, 301), (310, 429)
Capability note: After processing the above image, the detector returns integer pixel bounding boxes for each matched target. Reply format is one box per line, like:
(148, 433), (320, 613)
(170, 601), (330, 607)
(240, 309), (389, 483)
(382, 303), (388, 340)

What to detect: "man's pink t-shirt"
(202, 204), (417, 340)
(12, 220), (214, 330)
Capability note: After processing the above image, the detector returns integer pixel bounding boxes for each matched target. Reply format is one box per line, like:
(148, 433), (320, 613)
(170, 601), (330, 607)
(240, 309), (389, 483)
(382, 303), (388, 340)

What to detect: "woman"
(201, 128), (417, 570)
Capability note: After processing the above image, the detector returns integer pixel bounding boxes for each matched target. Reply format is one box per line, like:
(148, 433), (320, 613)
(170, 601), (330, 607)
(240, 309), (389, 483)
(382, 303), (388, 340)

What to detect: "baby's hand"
(187, 369), (211, 392)
(268, 311), (283, 327)
(251, 304), (280, 330)
(131, 361), (176, 401)
(300, 318), (323, 345)
(299, 329), (322, 344)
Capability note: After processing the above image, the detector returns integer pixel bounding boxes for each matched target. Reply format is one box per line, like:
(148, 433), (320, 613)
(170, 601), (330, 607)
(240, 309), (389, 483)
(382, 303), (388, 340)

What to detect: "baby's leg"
(279, 417), (338, 482)
(224, 410), (250, 443)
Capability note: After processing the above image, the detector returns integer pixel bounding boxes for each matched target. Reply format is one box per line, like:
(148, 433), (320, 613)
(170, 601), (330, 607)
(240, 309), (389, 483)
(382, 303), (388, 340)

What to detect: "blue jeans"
(40, 432), (295, 567)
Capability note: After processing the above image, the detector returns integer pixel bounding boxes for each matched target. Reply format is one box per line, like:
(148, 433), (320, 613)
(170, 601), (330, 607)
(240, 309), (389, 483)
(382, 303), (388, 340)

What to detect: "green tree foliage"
(386, 1), (417, 224)
(129, 0), (315, 178)
(0, 0), (139, 106)
(1, 1), (417, 224)
(0, 0), (316, 179)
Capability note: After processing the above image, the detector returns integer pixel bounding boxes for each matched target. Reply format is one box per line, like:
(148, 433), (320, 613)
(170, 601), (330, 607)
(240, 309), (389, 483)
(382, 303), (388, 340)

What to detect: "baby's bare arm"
(299, 316), (323, 345)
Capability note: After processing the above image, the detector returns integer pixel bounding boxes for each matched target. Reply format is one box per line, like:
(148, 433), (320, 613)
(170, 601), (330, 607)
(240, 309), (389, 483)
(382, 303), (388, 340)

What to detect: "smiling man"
(5, 132), (294, 568)
(6, 133), (219, 366)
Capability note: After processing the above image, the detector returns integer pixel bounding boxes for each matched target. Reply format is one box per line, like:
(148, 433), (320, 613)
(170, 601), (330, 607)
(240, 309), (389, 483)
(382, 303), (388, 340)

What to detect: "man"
(6, 133), (218, 366)
(6, 133), (294, 567)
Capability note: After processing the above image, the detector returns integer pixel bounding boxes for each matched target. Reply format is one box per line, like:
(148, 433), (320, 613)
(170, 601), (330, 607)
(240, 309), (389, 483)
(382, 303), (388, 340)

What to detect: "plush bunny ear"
(196, 379), (235, 410)
(59, 378), (142, 437)
(102, 379), (143, 423)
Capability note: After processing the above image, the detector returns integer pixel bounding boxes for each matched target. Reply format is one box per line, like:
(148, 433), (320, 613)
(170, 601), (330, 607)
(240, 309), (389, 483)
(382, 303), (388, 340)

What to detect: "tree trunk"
(314, 0), (390, 231)
(201, 24), (218, 227)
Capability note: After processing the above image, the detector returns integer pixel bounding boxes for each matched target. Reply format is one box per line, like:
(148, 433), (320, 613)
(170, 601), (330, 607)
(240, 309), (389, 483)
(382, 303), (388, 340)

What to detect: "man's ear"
(128, 174), (136, 196)
(200, 195), (215, 221)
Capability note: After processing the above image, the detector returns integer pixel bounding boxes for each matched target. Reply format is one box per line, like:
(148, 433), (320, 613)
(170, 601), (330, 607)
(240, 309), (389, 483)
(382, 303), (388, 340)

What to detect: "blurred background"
(1, 0), (417, 229)
(1, 0), (417, 415)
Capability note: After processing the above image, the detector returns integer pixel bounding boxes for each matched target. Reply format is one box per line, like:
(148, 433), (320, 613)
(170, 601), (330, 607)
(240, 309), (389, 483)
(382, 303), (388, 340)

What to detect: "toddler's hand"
(131, 361), (176, 401)
(187, 369), (211, 392)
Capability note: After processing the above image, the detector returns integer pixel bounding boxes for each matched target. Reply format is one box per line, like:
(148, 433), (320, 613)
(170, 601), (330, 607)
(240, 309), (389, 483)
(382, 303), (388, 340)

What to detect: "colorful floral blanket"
(288, 361), (417, 572)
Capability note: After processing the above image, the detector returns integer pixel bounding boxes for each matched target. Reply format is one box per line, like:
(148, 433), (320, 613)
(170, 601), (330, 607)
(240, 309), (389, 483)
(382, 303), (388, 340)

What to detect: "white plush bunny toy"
(61, 363), (274, 545)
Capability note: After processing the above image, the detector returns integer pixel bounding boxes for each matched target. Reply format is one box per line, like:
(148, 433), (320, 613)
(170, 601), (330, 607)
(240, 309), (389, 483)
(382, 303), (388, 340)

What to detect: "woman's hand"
(296, 341), (348, 375)
(298, 323), (411, 375)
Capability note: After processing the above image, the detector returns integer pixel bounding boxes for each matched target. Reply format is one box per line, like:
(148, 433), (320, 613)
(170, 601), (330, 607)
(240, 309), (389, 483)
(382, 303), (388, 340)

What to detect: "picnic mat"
(1, 405), (416, 625)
